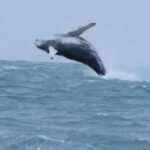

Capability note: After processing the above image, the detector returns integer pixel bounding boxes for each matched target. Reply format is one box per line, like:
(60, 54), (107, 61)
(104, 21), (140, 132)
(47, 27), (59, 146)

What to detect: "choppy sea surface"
(0, 60), (150, 150)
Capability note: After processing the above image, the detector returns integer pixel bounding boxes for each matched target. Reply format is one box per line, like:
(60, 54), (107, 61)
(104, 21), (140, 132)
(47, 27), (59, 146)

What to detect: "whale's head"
(35, 39), (49, 53)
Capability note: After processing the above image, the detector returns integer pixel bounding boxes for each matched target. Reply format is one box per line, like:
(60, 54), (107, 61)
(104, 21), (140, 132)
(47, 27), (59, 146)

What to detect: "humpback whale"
(35, 23), (106, 75)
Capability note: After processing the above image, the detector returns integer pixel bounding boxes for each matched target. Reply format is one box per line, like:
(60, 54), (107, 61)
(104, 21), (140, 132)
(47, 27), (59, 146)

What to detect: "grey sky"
(0, 0), (150, 69)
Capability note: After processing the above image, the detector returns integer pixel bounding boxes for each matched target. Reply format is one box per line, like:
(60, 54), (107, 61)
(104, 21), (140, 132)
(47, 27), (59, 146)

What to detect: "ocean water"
(0, 60), (150, 150)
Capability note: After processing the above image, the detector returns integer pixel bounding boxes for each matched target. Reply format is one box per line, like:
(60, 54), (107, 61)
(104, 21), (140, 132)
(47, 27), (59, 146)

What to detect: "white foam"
(97, 112), (108, 116)
(37, 135), (68, 143)
(103, 69), (140, 81)
(3, 65), (20, 70)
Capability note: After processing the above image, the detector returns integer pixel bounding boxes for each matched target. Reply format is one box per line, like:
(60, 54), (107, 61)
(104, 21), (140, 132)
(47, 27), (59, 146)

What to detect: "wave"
(102, 69), (140, 81)
(6, 135), (93, 150)
(2, 65), (21, 70)
(84, 67), (141, 82)
(85, 64), (150, 83)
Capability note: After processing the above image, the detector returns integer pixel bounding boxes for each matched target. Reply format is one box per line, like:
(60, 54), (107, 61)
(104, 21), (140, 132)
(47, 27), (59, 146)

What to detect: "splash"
(84, 67), (140, 81)
(103, 69), (140, 81)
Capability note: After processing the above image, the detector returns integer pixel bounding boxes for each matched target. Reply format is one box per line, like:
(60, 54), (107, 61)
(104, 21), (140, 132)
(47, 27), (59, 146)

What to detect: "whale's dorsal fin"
(66, 23), (96, 37)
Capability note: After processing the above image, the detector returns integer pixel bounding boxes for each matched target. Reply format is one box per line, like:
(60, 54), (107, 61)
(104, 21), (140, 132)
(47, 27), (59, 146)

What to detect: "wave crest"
(103, 69), (140, 81)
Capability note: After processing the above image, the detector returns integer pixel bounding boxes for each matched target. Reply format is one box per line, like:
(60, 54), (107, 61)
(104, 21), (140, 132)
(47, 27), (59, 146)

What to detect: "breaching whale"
(35, 23), (106, 75)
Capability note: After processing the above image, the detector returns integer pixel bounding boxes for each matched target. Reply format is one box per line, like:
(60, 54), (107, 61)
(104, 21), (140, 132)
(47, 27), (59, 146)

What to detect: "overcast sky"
(0, 0), (150, 69)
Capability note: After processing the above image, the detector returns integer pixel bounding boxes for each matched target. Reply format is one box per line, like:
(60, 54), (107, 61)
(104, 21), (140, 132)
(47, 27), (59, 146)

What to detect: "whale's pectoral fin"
(48, 46), (58, 59)
(66, 22), (96, 37)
